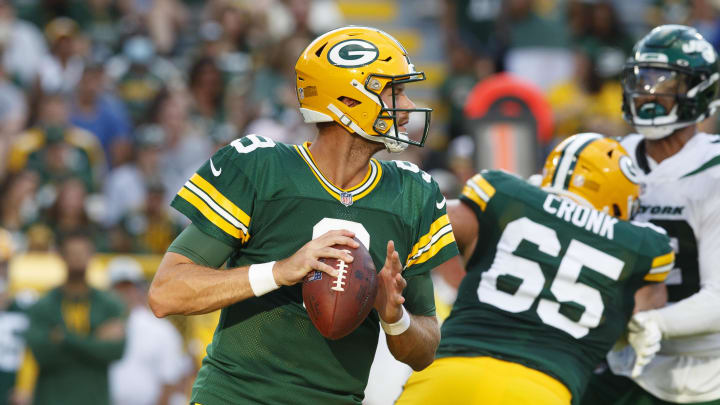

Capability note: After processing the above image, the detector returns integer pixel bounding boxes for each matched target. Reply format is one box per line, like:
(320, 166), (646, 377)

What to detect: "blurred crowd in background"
(2, 0), (720, 403)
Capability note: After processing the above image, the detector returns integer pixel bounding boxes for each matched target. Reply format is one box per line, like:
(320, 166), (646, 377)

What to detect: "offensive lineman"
(582, 25), (720, 405)
(148, 26), (458, 405)
(396, 134), (674, 405)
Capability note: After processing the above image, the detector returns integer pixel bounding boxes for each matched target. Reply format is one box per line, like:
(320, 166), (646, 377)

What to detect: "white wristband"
(248, 261), (279, 296)
(380, 306), (411, 335)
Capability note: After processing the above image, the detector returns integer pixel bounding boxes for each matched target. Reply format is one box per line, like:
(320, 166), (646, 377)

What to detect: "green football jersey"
(170, 135), (458, 405)
(437, 170), (674, 404)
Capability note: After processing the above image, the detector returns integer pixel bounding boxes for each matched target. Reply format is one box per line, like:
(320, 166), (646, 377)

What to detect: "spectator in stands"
(70, 61), (132, 167)
(25, 230), (126, 405)
(108, 256), (190, 405)
(127, 0), (188, 55)
(38, 17), (87, 94)
(547, 48), (628, 140)
(148, 88), (212, 201)
(67, 0), (124, 59)
(0, 171), (39, 250)
(109, 36), (169, 126)
(103, 124), (164, 227)
(0, 228), (33, 405)
(0, 53), (28, 180)
(0, 0), (47, 89)
(7, 93), (105, 191)
(32, 176), (101, 247)
(438, 43), (495, 140)
(443, 0), (503, 59)
(116, 179), (182, 254)
(497, 0), (573, 91)
(213, 3), (252, 52)
(188, 57), (225, 135)
(576, 1), (634, 80)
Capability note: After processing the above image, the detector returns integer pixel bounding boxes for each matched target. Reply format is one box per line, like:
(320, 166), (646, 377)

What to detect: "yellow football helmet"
(540, 133), (641, 220)
(295, 26), (431, 153)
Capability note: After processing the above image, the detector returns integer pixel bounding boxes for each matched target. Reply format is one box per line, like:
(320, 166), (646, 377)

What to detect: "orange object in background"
(464, 73), (554, 177)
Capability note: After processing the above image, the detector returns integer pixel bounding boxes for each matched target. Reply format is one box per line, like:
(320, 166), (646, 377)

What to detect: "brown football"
(302, 239), (378, 340)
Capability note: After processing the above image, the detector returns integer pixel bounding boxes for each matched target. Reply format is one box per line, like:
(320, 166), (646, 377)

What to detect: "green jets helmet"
(622, 24), (720, 139)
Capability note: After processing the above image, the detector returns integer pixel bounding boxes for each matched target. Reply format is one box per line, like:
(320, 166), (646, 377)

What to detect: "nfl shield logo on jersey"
(340, 192), (353, 207)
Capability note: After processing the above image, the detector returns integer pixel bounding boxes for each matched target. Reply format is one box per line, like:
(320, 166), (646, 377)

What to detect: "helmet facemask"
(622, 25), (720, 140)
(622, 64), (718, 139)
(362, 72), (431, 153)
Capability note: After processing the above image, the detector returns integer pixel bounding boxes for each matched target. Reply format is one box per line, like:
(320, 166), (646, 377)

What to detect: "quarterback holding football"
(148, 26), (458, 405)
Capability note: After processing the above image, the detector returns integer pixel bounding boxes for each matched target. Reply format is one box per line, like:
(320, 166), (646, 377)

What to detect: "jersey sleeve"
(170, 140), (257, 249)
(402, 273), (436, 317)
(403, 179), (459, 277)
(638, 223), (675, 283)
(459, 172), (497, 217)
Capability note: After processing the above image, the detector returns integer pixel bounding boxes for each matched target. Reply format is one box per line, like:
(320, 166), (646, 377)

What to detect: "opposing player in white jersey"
(581, 25), (720, 405)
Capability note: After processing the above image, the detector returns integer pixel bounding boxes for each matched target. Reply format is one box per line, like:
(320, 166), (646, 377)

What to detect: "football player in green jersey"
(396, 134), (674, 405)
(147, 26), (458, 405)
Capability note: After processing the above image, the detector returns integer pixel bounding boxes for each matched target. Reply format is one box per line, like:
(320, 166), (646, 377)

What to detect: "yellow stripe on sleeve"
(651, 251), (675, 270)
(405, 232), (456, 268)
(190, 173), (251, 227)
(178, 187), (249, 242)
(461, 174), (496, 211)
(644, 251), (674, 282)
(462, 184), (488, 211)
(406, 215), (451, 262)
(644, 271), (670, 282)
(471, 174), (496, 198)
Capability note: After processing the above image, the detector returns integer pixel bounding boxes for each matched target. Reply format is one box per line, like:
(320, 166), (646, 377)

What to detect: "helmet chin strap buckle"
(339, 114), (352, 126)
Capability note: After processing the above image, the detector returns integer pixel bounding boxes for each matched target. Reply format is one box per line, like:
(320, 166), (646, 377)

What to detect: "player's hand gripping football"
(273, 230), (358, 286)
(374, 240), (406, 323)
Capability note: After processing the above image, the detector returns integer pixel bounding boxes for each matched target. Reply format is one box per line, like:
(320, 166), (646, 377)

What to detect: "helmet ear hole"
(338, 97), (361, 107)
(612, 204), (622, 218)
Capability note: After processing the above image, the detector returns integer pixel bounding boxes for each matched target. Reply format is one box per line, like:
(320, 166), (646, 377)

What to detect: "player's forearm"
(149, 252), (255, 317)
(386, 314), (440, 371)
(650, 286), (720, 338)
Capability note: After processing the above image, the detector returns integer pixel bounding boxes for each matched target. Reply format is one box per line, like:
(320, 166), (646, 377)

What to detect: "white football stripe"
(649, 262), (674, 274)
(408, 224), (453, 262)
(466, 180), (490, 202)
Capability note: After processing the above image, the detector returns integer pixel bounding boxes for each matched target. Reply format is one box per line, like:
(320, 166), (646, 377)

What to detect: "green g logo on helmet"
(327, 40), (379, 68)
(622, 24), (720, 140)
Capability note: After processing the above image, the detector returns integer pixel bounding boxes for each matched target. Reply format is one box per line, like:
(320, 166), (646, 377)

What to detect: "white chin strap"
(382, 125), (409, 153)
(325, 103), (408, 153)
